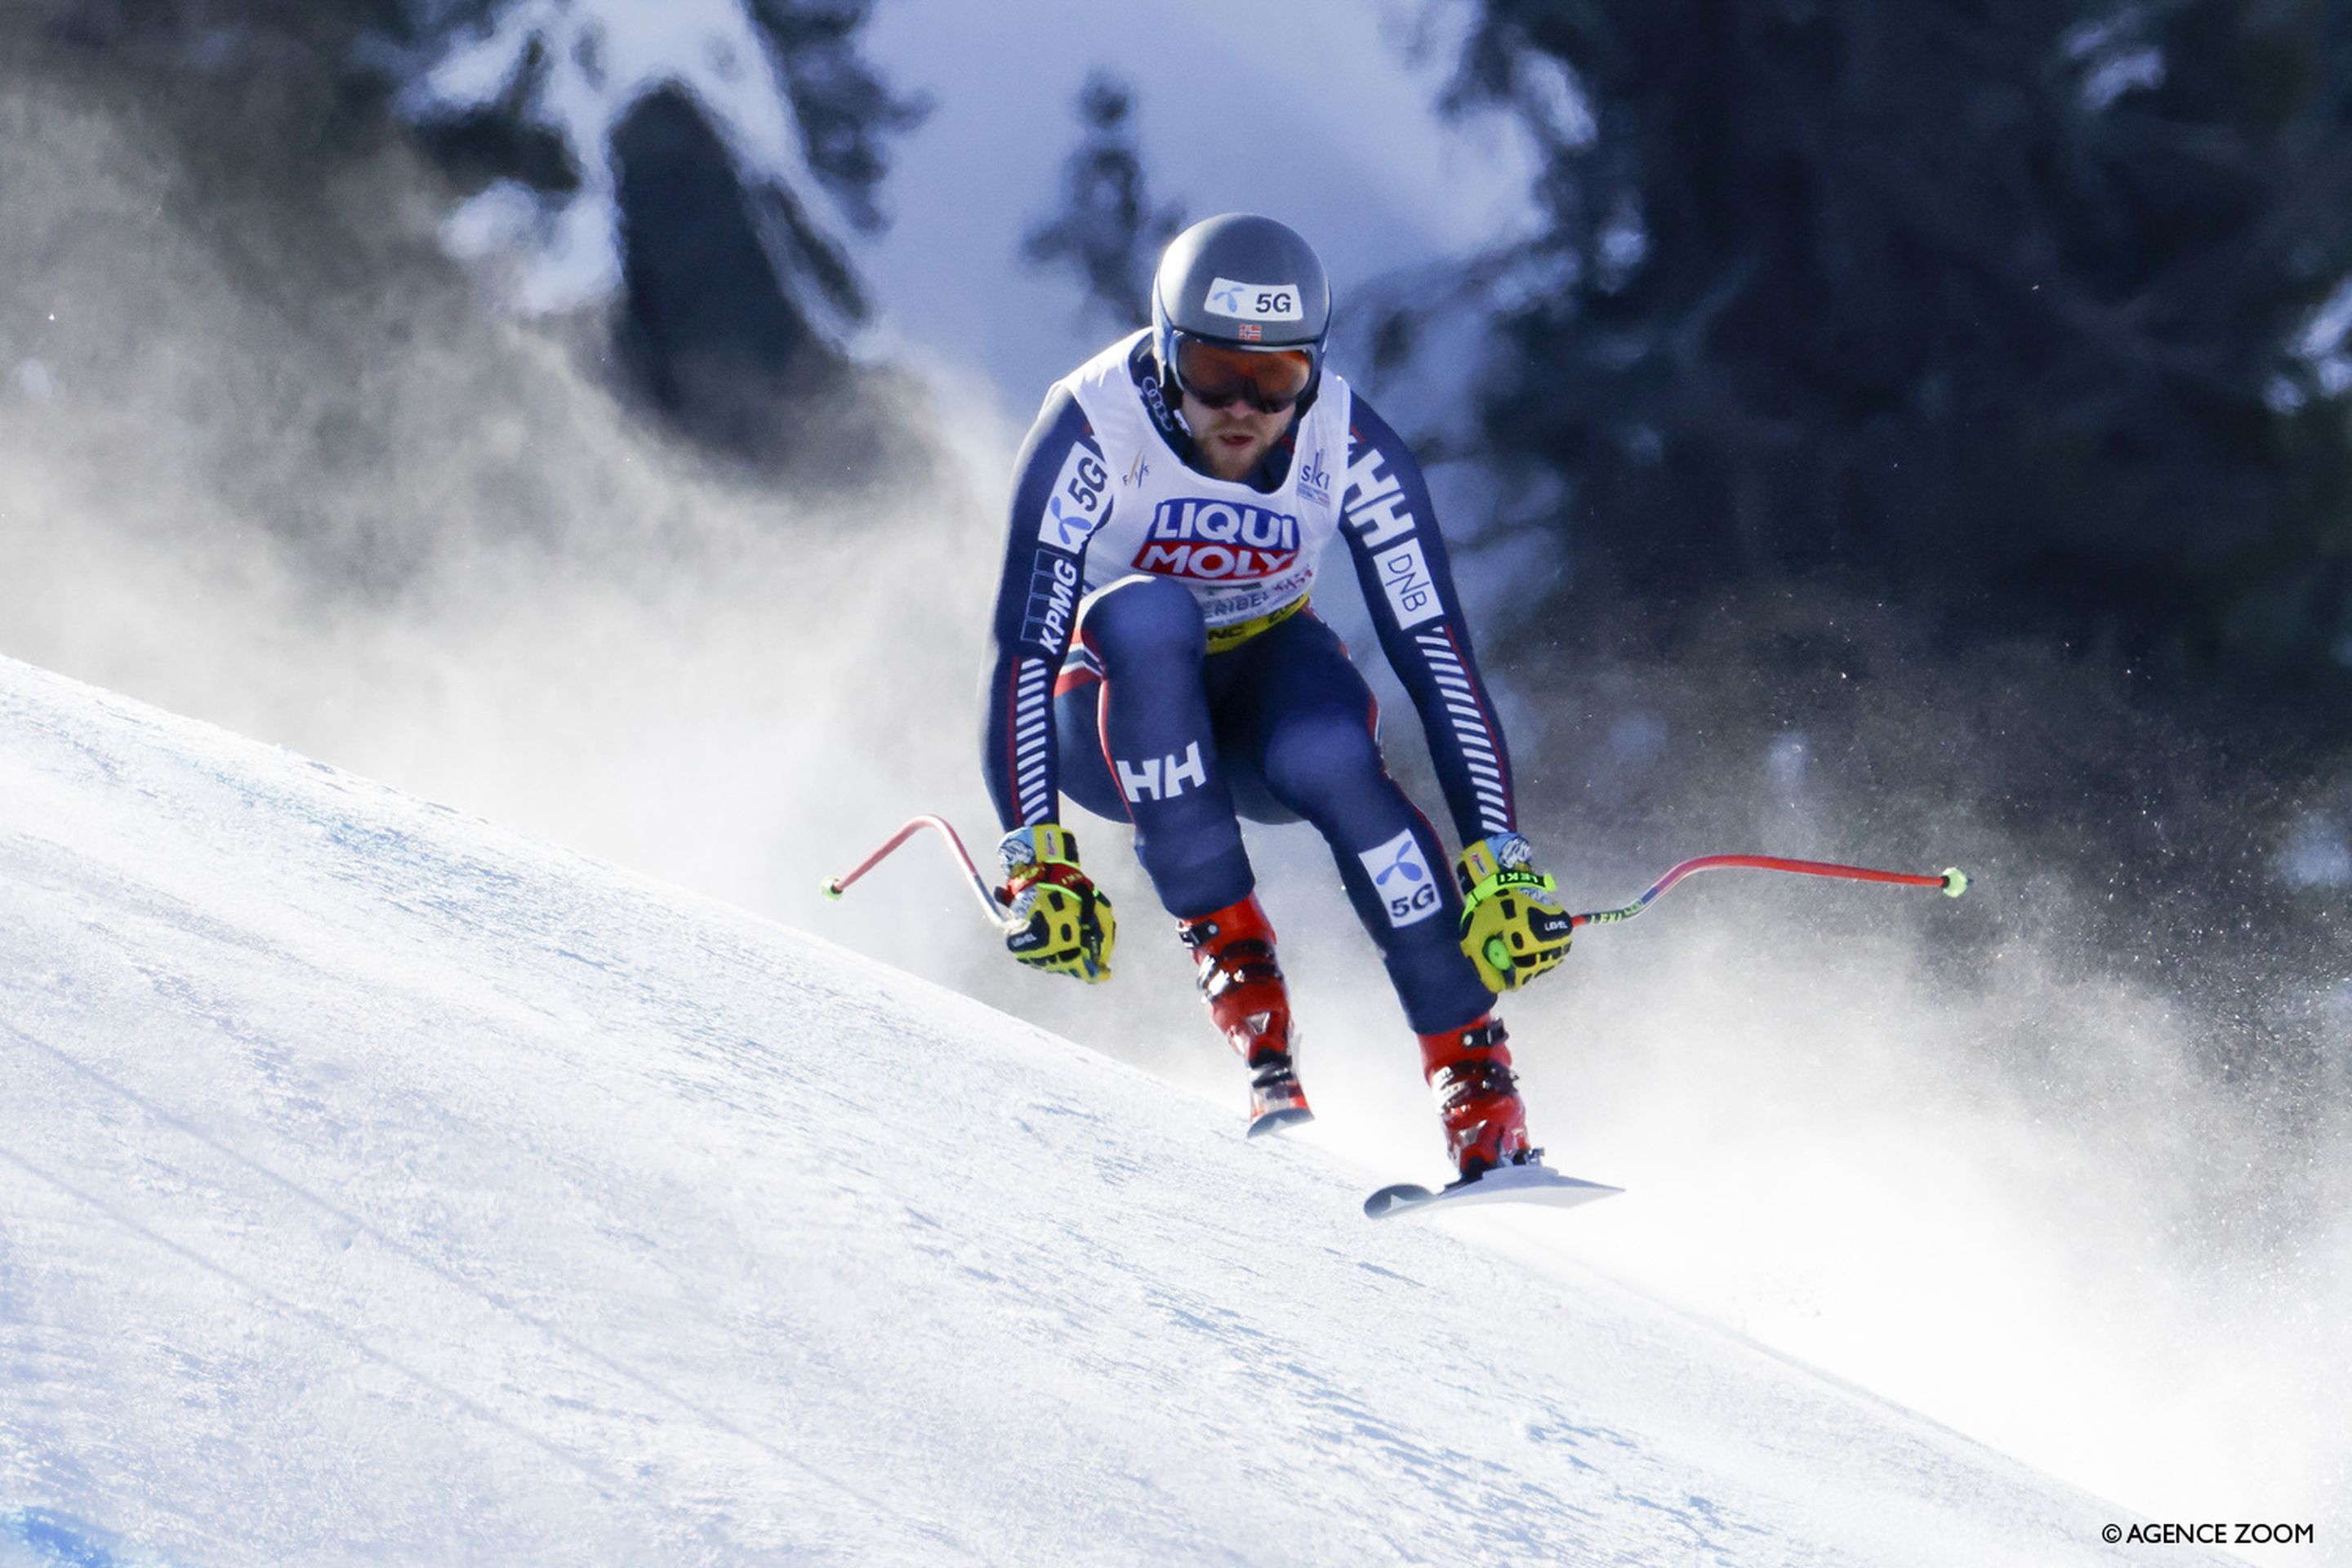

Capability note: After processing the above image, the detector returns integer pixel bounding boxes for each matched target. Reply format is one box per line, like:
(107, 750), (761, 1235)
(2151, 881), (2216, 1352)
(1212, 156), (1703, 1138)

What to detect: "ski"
(1243, 1055), (1312, 1138)
(1364, 1160), (1622, 1219)
(1246, 1105), (1314, 1138)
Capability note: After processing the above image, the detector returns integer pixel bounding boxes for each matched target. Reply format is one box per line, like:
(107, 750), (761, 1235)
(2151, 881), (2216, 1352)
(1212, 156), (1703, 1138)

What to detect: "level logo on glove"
(998, 823), (1116, 982)
(1456, 832), (1574, 992)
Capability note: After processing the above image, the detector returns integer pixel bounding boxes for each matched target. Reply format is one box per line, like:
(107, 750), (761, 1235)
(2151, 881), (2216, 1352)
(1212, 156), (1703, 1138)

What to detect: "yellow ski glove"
(998, 824), (1116, 982)
(1457, 832), (1575, 993)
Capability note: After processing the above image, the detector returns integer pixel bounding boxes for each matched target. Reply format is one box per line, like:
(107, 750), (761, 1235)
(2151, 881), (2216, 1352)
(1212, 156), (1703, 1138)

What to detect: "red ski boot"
(1416, 1015), (1535, 1180)
(1178, 895), (1312, 1136)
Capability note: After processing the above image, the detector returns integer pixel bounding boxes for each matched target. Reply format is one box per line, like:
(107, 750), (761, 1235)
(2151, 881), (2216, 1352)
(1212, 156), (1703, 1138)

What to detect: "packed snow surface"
(0, 655), (2221, 1566)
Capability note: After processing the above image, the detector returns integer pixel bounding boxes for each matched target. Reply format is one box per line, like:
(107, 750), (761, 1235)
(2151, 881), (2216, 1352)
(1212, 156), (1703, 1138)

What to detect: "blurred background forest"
(8, 0), (2350, 1069)
(20, 0), (2350, 679)
(7, 0), (2351, 1081)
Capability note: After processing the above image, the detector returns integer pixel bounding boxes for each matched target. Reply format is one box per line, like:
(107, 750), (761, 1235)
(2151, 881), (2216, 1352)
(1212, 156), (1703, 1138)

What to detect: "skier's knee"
(1081, 576), (1207, 668)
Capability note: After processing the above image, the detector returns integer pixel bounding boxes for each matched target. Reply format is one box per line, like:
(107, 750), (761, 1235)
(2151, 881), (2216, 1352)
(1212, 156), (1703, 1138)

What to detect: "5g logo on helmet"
(1205, 277), (1304, 323)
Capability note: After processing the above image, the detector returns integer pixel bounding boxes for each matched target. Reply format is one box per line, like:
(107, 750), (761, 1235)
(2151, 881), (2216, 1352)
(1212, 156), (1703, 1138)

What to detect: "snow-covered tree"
(396, 0), (924, 451)
(1023, 72), (1183, 333)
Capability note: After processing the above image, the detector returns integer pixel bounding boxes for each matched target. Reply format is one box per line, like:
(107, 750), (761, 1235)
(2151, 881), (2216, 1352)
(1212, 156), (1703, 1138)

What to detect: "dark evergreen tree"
(1434, 0), (2352, 684)
(7, 0), (930, 555)
(1024, 72), (1184, 331)
(396, 0), (927, 458)
(609, 85), (844, 455)
(745, 0), (929, 237)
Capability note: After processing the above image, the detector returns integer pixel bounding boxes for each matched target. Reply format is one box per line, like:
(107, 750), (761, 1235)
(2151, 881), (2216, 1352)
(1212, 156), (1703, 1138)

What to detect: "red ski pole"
(822, 815), (1027, 934)
(1572, 855), (1969, 929)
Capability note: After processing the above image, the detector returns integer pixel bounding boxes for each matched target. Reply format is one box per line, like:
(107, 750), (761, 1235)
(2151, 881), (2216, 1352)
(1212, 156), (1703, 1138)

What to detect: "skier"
(980, 213), (1575, 1184)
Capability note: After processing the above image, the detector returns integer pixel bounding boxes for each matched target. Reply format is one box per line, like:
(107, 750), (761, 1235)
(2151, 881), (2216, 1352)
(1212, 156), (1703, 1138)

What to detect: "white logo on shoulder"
(1038, 443), (1111, 550)
(1359, 829), (1441, 928)
(1373, 539), (1439, 629)
(1204, 278), (1305, 323)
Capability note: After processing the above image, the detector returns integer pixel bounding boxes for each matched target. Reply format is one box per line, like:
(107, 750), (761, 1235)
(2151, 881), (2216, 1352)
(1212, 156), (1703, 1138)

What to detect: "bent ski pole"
(823, 814), (1027, 935)
(1573, 855), (1968, 930)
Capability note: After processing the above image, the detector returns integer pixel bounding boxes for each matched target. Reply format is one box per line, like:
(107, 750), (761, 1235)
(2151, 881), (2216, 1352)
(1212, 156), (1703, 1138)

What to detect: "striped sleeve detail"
(1010, 657), (1057, 824)
(1415, 627), (1514, 836)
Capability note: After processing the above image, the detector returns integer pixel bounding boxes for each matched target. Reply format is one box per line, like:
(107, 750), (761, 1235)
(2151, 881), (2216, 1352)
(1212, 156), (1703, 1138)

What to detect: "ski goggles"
(1171, 336), (1316, 414)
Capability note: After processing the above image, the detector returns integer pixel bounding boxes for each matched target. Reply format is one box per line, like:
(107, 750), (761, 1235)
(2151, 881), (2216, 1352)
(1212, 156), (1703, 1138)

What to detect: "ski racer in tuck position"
(981, 213), (1576, 1185)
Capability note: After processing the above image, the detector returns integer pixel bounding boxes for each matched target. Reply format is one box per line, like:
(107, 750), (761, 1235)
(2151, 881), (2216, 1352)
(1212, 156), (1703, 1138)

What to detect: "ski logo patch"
(1360, 830), (1441, 927)
(1134, 499), (1300, 581)
(1297, 452), (1333, 507)
(1038, 444), (1111, 549)
(1205, 278), (1304, 323)
(1373, 540), (1439, 629)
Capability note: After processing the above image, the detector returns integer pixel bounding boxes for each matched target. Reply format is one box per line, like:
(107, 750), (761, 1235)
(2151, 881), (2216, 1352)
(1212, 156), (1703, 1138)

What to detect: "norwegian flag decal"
(1237, 323), (1263, 342)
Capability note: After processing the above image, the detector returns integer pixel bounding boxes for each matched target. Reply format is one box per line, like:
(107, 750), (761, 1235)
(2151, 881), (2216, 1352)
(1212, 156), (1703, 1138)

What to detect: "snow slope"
(0, 655), (2227, 1567)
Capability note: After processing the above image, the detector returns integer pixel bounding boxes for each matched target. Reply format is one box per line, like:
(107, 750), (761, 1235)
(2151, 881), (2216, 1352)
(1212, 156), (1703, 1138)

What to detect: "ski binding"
(1364, 1159), (1623, 1219)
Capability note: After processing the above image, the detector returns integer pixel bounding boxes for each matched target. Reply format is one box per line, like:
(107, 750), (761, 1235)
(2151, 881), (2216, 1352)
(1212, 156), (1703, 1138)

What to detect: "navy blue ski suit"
(981, 336), (1518, 1035)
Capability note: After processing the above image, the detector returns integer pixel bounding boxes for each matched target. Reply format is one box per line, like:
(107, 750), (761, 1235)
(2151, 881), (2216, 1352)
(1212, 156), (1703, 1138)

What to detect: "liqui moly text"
(1133, 500), (1301, 581)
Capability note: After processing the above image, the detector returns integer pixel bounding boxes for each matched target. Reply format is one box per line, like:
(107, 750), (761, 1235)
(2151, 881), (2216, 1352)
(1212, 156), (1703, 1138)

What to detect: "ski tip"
(1363, 1183), (1433, 1219)
(1364, 1163), (1624, 1220)
(1247, 1106), (1316, 1139)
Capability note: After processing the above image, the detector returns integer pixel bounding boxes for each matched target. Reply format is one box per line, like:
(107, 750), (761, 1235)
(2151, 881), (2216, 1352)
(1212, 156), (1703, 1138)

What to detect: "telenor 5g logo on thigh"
(1361, 830), (1441, 927)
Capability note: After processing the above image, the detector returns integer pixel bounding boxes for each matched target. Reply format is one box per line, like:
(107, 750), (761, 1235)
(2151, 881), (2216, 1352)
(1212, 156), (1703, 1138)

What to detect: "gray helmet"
(1151, 213), (1332, 404)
